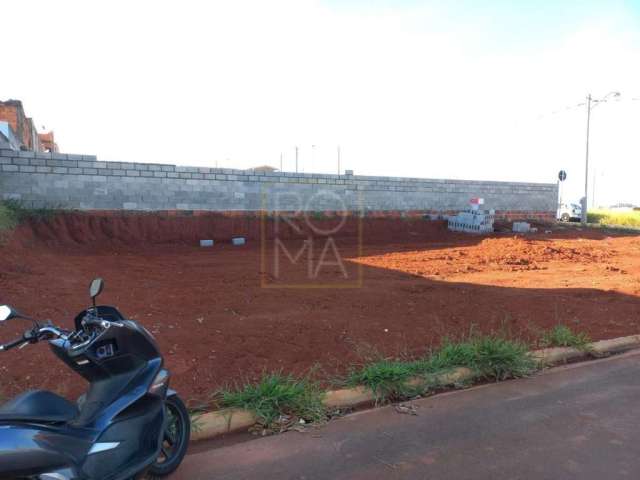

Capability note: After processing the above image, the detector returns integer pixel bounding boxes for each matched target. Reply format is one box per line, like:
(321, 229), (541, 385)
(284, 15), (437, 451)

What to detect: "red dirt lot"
(1, 213), (640, 405)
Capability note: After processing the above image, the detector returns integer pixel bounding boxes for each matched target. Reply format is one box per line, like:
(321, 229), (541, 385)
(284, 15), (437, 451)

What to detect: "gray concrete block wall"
(0, 149), (558, 214)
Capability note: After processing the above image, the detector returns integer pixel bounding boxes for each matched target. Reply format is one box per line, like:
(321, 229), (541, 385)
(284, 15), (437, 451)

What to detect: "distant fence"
(0, 149), (558, 220)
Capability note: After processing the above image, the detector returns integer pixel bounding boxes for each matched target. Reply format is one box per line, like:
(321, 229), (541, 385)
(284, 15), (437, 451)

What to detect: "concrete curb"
(531, 346), (588, 365)
(191, 335), (640, 442)
(192, 409), (257, 441)
(590, 335), (640, 356)
(532, 334), (640, 366)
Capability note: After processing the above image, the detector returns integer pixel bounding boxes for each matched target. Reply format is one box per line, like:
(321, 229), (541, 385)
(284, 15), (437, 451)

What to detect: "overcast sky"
(3, 0), (640, 206)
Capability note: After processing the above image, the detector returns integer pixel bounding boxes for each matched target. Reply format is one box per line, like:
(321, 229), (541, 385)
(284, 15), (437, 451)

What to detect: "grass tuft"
(189, 412), (204, 433)
(469, 336), (536, 381)
(424, 336), (536, 381)
(0, 203), (18, 231)
(541, 325), (591, 350)
(221, 372), (326, 428)
(0, 199), (58, 231)
(425, 339), (477, 371)
(346, 359), (423, 400)
(347, 335), (537, 401)
(310, 211), (328, 220)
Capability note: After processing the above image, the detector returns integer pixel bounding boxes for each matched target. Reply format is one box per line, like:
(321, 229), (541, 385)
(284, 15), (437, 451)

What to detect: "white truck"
(557, 202), (582, 222)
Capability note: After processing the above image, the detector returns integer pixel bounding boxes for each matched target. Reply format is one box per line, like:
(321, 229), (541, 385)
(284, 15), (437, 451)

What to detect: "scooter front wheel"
(148, 394), (191, 477)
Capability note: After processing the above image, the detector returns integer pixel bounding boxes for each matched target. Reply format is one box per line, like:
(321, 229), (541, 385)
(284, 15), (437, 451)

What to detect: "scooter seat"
(0, 390), (78, 423)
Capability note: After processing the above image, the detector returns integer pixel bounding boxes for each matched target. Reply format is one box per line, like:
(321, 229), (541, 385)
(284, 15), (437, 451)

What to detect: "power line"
(536, 93), (640, 121)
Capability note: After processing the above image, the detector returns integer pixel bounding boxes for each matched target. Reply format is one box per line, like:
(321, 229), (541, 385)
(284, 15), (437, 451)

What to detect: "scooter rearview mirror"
(0, 305), (16, 322)
(89, 278), (104, 302)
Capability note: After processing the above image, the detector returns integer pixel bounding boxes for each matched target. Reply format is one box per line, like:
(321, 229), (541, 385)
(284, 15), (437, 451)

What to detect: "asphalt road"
(172, 351), (640, 480)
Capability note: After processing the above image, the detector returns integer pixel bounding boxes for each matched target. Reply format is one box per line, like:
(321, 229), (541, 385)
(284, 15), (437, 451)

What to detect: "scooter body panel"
(0, 423), (92, 477)
(82, 394), (165, 480)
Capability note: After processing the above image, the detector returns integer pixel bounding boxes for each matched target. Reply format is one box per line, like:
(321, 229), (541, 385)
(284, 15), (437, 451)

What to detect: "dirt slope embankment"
(4, 211), (449, 249)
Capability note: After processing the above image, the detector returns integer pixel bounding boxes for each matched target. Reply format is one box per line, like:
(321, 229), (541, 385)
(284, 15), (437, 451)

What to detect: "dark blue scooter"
(0, 278), (190, 479)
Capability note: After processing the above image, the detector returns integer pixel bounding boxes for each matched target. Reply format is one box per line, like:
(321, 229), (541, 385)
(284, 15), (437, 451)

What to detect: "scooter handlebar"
(0, 325), (70, 352)
(82, 316), (104, 327)
(0, 335), (27, 351)
(82, 314), (119, 331)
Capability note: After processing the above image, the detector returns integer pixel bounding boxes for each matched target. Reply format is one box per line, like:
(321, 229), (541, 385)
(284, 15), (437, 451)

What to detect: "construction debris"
(512, 222), (531, 233)
(447, 198), (495, 234)
(394, 403), (419, 415)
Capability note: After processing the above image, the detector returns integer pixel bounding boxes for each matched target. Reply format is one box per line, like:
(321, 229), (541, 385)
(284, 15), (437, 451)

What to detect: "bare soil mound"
(355, 235), (619, 276)
(476, 237), (616, 270)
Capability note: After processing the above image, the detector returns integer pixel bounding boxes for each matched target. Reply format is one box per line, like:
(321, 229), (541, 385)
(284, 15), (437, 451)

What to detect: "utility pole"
(337, 145), (341, 175)
(582, 94), (592, 224)
(280, 152), (283, 172)
(295, 146), (299, 173)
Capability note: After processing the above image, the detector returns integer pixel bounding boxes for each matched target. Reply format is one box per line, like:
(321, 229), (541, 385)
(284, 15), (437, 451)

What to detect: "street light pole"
(582, 94), (592, 224)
